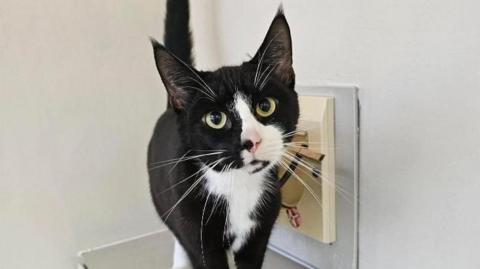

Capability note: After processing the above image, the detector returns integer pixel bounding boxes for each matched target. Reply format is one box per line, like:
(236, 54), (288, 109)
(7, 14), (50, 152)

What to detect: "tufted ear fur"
(151, 38), (198, 111)
(250, 8), (294, 89)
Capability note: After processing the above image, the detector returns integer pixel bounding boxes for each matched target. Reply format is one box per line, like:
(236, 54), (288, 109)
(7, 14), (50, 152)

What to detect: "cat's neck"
(204, 167), (275, 251)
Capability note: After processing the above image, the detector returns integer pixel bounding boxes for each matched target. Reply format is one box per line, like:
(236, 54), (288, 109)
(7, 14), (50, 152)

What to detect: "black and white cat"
(148, 0), (299, 268)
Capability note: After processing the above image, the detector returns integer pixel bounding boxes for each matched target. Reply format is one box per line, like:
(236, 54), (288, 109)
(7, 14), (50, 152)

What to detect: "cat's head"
(152, 10), (299, 174)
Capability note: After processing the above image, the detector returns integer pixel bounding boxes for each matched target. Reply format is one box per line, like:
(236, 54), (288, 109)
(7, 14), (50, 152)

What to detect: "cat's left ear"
(151, 38), (197, 111)
(250, 7), (294, 89)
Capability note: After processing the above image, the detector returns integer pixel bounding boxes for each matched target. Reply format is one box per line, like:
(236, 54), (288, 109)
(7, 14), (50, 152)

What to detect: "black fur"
(148, 3), (299, 268)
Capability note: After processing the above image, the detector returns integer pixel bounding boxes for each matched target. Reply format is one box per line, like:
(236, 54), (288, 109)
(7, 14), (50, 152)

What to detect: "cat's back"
(148, 108), (180, 165)
(148, 109), (187, 217)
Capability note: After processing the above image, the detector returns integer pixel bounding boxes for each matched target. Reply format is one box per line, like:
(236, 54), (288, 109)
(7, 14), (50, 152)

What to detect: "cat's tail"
(164, 0), (193, 66)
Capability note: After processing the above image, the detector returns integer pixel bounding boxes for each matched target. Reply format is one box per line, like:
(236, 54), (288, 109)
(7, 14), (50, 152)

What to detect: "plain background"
(1, 0), (479, 268)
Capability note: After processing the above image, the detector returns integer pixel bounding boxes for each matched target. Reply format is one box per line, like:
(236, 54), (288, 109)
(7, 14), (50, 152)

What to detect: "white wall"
(214, 0), (480, 268)
(0, 0), (224, 268)
(0, 1), (176, 268)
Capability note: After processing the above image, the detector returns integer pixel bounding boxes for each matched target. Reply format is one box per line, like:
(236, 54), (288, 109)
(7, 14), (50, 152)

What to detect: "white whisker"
(281, 152), (354, 204)
(161, 165), (211, 194)
(167, 51), (217, 98)
(168, 150), (193, 174)
(279, 160), (323, 208)
(148, 152), (224, 170)
(162, 158), (225, 221)
(183, 85), (216, 101)
(254, 34), (279, 87)
(200, 191), (211, 267)
(259, 63), (278, 91)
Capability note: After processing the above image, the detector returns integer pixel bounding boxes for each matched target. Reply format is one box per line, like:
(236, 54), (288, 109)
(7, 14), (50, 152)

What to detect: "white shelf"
(78, 229), (307, 269)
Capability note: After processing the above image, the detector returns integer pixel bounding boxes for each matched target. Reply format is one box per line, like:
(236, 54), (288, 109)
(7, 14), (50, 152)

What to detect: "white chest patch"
(205, 168), (269, 251)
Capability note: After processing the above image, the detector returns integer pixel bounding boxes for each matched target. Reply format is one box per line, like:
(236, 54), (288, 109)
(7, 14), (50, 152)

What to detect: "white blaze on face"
(234, 94), (284, 172)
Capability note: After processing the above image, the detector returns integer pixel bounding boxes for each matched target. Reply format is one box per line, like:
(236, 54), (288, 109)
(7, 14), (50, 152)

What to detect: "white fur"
(227, 249), (236, 268)
(172, 233), (237, 269)
(172, 239), (192, 269)
(205, 166), (268, 251)
(204, 94), (284, 252)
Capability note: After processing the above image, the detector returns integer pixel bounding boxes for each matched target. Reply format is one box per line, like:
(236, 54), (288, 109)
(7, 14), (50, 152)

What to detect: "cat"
(148, 0), (299, 268)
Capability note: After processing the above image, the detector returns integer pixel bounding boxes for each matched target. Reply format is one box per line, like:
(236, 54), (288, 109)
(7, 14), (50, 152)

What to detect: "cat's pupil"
(259, 99), (271, 112)
(210, 111), (223, 125)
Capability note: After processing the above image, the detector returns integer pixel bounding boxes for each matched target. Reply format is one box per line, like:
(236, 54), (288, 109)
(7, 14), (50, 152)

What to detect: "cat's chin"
(246, 160), (270, 174)
(247, 160), (271, 174)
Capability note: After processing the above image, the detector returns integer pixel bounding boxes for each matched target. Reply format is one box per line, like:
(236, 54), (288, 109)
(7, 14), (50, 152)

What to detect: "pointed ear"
(251, 8), (294, 88)
(151, 38), (196, 110)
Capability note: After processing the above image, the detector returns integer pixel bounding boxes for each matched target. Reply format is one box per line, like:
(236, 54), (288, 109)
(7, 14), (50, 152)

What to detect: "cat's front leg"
(172, 239), (192, 269)
(177, 235), (230, 269)
(189, 245), (230, 269)
(233, 230), (271, 269)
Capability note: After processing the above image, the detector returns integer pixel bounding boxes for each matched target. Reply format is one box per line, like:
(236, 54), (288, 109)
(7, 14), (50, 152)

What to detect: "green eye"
(256, 97), (277, 117)
(204, 111), (227, 129)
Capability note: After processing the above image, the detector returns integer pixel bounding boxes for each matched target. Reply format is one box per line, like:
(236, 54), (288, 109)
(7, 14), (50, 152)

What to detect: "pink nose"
(242, 136), (262, 154)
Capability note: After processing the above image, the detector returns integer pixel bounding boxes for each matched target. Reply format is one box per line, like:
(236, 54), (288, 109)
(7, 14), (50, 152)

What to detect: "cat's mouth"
(248, 160), (270, 174)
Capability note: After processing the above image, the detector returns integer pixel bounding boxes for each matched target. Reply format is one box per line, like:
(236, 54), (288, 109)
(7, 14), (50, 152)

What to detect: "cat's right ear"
(151, 38), (194, 111)
(250, 7), (294, 89)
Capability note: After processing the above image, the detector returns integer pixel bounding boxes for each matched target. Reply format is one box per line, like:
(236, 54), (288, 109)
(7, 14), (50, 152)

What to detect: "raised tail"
(164, 0), (193, 66)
